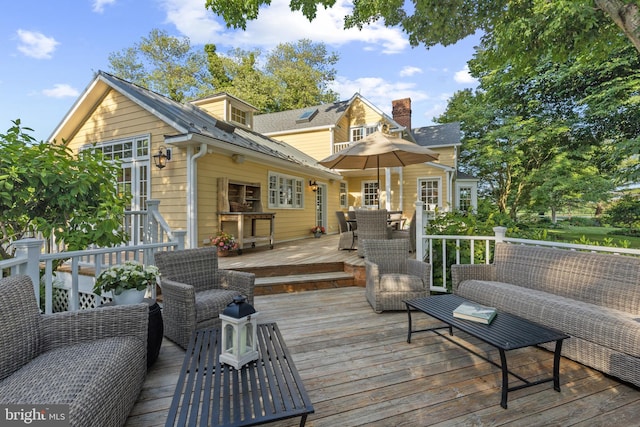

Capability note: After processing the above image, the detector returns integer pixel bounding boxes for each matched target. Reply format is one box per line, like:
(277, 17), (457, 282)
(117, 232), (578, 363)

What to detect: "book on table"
(453, 302), (497, 324)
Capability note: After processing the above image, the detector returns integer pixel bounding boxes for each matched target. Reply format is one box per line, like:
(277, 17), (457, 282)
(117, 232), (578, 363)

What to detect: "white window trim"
(456, 181), (478, 213)
(268, 171), (304, 209)
(417, 177), (442, 211)
(361, 180), (379, 208)
(350, 123), (379, 142)
(339, 182), (348, 208)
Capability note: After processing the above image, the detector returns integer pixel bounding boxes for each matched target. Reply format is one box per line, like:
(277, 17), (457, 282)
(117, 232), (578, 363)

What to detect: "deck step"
(254, 271), (355, 295)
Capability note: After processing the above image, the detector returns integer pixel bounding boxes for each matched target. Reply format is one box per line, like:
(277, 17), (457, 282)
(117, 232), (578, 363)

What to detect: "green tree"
(605, 195), (640, 228)
(205, 39), (339, 112)
(108, 29), (210, 102)
(529, 153), (614, 223)
(205, 1), (640, 55)
(0, 120), (130, 261)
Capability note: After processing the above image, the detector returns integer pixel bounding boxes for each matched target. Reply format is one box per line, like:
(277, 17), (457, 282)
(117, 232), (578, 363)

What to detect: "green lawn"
(543, 225), (640, 249)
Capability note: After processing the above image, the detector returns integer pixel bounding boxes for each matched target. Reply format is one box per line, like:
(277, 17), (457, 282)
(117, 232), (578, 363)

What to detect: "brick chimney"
(392, 98), (412, 131)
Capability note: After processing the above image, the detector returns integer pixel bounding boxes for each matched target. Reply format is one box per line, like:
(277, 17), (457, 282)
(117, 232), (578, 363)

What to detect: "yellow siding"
(62, 89), (189, 231)
(346, 98), (381, 126)
(196, 102), (225, 120)
(197, 154), (326, 245)
(273, 128), (332, 160)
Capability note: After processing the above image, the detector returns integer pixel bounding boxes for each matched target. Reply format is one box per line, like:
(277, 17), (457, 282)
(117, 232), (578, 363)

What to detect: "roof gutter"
(185, 143), (208, 248)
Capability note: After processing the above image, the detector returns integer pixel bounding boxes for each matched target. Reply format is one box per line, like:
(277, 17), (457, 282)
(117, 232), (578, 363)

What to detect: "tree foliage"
(0, 120), (130, 260)
(109, 31), (339, 112)
(205, 1), (640, 55)
(205, 39), (339, 112)
(108, 29), (210, 102)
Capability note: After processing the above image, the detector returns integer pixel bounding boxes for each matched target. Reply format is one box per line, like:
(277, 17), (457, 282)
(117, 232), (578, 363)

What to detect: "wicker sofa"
(0, 275), (148, 427)
(451, 242), (640, 387)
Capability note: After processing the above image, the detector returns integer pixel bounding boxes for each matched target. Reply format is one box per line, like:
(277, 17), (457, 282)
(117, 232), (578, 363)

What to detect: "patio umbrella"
(318, 131), (439, 207)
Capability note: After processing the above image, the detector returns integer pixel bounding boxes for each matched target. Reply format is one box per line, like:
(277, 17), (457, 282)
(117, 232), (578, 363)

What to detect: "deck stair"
(233, 262), (361, 295)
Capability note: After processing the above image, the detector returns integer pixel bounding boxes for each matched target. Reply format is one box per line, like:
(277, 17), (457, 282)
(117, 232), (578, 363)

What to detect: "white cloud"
(454, 65), (477, 84)
(330, 76), (430, 116)
(399, 66), (422, 77)
(92, 0), (116, 13)
(16, 30), (59, 59)
(42, 84), (80, 98)
(160, 0), (408, 54)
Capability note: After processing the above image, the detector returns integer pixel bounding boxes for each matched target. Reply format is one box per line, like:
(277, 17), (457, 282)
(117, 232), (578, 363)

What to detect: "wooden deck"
(127, 283), (640, 425)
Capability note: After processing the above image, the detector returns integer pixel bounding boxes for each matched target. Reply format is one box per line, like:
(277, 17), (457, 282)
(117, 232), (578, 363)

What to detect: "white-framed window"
(231, 106), (247, 125)
(268, 172), (304, 209)
(350, 124), (378, 142)
(87, 135), (151, 211)
(458, 186), (472, 212)
(362, 180), (379, 208)
(418, 178), (441, 211)
(339, 182), (348, 208)
(456, 181), (478, 213)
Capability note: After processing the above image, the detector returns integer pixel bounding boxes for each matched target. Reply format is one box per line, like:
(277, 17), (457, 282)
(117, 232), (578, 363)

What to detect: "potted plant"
(93, 261), (159, 305)
(210, 231), (238, 256)
(311, 225), (325, 238)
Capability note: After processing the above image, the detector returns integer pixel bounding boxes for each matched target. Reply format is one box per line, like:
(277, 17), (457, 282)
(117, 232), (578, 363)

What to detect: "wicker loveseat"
(451, 242), (640, 387)
(0, 275), (148, 427)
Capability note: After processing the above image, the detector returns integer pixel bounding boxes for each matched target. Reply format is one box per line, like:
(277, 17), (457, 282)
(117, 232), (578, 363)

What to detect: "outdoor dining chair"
(335, 211), (356, 250)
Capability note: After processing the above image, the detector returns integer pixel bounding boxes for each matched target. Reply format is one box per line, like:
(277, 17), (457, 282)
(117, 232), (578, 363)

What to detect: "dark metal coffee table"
(166, 322), (314, 426)
(404, 294), (569, 409)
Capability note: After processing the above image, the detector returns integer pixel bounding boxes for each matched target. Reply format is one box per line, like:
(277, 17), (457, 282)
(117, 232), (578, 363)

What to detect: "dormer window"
(231, 106), (248, 126)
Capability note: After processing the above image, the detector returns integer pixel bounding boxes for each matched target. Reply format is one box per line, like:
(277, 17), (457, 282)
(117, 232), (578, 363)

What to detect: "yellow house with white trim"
(49, 71), (476, 249)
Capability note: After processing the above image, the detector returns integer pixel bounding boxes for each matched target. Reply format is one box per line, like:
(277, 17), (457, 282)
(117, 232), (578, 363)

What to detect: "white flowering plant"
(93, 261), (160, 296)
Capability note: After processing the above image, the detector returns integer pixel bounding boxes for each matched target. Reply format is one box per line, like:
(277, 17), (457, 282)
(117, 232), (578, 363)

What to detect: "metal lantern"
(219, 295), (259, 369)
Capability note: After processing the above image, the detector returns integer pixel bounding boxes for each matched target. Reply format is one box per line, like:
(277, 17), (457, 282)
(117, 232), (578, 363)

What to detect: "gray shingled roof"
(253, 100), (350, 134)
(413, 122), (461, 148)
(98, 71), (333, 172)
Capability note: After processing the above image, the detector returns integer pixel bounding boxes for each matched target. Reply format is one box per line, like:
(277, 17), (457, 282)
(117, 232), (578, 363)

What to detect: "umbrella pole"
(377, 156), (381, 209)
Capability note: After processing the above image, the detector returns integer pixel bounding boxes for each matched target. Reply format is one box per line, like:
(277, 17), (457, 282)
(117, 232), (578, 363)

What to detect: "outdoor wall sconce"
(153, 147), (172, 169)
(219, 296), (259, 369)
(309, 180), (318, 192)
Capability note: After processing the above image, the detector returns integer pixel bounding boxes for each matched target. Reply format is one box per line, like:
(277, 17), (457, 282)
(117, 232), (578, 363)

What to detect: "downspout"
(448, 170), (454, 212)
(186, 143), (208, 248)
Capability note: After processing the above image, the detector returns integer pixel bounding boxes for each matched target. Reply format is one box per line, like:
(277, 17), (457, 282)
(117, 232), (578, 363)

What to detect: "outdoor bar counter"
(218, 212), (275, 254)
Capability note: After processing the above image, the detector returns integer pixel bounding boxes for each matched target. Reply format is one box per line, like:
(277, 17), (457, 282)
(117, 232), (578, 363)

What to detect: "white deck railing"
(414, 201), (640, 293)
(0, 200), (185, 313)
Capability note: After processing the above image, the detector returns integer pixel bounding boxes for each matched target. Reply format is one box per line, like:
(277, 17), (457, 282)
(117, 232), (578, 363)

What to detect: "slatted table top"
(166, 322), (314, 427)
(405, 294), (568, 350)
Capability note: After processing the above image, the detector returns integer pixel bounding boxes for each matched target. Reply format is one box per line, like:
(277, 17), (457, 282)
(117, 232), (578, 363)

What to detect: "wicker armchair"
(362, 239), (431, 313)
(355, 209), (392, 257)
(0, 275), (148, 427)
(335, 211), (356, 250)
(154, 247), (256, 349)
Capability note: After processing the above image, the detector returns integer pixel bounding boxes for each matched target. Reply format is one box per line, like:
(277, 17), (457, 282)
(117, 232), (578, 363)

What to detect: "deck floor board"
(127, 284), (639, 427)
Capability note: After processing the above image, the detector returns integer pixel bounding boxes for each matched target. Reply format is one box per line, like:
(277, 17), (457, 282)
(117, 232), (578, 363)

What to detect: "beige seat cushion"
(379, 274), (424, 292)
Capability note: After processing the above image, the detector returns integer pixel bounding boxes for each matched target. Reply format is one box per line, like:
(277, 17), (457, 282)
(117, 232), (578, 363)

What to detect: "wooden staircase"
(232, 262), (365, 295)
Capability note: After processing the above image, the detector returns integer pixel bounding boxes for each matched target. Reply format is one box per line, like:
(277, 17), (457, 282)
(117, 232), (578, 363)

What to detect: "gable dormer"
(190, 93), (259, 130)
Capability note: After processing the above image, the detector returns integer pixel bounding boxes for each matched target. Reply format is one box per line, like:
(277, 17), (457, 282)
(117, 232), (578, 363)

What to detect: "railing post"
(173, 230), (187, 250)
(146, 200), (161, 243)
(12, 238), (45, 305)
(493, 226), (507, 242)
(415, 201), (424, 261)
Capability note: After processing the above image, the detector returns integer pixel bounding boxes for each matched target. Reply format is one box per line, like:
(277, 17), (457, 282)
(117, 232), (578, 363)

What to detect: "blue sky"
(0, 0), (480, 141)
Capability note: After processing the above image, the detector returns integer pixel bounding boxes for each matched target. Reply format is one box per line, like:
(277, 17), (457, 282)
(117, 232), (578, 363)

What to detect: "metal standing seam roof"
(98, 71), (334, 172)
